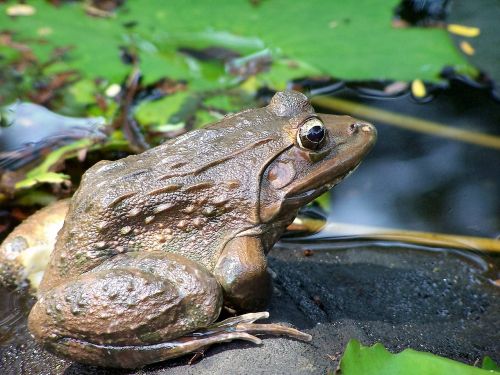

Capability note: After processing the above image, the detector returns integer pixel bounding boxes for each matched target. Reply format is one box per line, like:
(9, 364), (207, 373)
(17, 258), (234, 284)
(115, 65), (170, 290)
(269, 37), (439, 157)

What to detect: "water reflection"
(0, 287), (29, 344)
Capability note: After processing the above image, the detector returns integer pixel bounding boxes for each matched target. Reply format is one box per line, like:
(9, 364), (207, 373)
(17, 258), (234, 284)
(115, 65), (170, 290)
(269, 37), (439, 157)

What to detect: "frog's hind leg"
(29, 251), (311, 369)
(28, 251), (224, 368)
(43, 312), (311, 369)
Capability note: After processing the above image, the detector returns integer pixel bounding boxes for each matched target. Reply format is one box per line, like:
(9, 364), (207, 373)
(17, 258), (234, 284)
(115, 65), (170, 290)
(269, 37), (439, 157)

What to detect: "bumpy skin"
(28, 91), (377, 368)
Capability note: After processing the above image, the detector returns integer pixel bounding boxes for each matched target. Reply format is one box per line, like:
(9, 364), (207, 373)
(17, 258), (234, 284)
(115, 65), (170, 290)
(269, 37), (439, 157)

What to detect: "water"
(312, 81), (500, 240)
(0, 287), (30, 345)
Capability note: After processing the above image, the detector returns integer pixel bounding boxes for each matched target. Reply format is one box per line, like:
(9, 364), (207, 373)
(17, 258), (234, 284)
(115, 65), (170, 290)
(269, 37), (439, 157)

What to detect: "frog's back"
(40, 108), (289, 291)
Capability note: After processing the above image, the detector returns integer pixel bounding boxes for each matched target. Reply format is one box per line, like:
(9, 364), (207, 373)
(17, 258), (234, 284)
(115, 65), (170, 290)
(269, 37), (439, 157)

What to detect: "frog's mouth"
(283, 164), (359, 206)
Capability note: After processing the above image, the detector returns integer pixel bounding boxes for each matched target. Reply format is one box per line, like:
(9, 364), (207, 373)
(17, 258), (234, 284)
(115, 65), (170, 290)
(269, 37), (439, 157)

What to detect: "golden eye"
(297, 117), (326, 150)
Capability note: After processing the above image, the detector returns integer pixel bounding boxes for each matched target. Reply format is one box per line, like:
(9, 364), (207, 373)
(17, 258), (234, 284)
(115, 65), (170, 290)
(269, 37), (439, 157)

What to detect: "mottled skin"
(28, 91), (376, 368)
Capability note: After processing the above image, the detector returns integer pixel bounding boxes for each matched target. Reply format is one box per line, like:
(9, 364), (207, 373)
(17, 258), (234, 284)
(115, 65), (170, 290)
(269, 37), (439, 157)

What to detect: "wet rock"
(0, 244), (498, 374)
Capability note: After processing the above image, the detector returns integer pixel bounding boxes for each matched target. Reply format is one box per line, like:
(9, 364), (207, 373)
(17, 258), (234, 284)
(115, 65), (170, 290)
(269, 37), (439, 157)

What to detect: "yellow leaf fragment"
(240, 76), (258, 93)
(459, 41), (475, 56)
(6, 4), (36, 17)
(411, 79), (426, 98)
(447, 24), (480, 37)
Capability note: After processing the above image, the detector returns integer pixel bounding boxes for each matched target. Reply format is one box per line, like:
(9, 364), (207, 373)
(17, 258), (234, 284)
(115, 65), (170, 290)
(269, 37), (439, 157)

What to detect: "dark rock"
(0, 244), (498, 374)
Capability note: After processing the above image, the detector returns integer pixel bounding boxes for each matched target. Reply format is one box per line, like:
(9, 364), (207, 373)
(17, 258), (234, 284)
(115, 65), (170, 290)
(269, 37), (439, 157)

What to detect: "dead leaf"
(112, 68), (150, 153)
(28, 71), (80, 105)
(459, 41), (475, 56)
(6, 4), (36, 17)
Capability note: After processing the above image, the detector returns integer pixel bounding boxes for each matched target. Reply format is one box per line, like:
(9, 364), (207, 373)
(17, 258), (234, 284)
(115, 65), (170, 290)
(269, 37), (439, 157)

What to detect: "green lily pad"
(482, 357), (500, 372)
(135, 92), (190, 126)
(339, 340), (499, 375)
(0, 0), (471, 90)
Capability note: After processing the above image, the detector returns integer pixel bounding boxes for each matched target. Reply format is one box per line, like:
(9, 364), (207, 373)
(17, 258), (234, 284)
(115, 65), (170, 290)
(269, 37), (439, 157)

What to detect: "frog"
(26, 90), (376, 368)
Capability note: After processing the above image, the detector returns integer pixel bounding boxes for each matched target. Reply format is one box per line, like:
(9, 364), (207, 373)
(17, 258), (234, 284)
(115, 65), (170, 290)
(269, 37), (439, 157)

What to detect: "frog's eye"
(297, 117), (326, 150)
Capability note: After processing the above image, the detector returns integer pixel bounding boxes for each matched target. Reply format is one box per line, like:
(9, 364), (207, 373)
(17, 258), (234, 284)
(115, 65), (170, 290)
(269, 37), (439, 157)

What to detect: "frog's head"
(259, 91), (377, 222)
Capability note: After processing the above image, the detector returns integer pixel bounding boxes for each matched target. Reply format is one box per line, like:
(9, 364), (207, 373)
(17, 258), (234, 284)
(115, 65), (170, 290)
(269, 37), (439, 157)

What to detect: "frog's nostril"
(349, 122), (373, 134)
(349, 123), (359, 134)
(361, 123), (373, 132)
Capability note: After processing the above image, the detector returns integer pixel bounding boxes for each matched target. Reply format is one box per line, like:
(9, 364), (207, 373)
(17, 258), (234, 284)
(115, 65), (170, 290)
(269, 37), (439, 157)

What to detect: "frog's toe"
(200, 311), (312, 342)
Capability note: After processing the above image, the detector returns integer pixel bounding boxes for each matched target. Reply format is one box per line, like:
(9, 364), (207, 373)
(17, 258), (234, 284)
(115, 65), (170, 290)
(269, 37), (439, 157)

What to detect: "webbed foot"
(196, 311), (312, 344)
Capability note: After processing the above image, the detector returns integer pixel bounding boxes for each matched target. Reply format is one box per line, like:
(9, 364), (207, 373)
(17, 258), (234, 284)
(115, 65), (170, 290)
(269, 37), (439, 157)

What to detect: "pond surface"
(318, 83), (499, 240)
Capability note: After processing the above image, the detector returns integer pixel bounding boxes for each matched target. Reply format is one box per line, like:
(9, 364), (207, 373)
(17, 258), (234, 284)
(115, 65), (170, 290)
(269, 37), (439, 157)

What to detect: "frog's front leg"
(213, 236), (272, 311)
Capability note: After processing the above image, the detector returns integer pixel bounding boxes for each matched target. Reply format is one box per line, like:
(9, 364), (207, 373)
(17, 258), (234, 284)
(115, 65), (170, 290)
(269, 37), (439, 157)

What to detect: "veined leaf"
(339, 340), (499, 375)
(0, 0), (472, 86)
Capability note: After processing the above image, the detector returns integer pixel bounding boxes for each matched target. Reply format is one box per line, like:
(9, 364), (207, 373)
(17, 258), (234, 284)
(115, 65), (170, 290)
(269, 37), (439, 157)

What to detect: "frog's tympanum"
(26, 91), (376, 368)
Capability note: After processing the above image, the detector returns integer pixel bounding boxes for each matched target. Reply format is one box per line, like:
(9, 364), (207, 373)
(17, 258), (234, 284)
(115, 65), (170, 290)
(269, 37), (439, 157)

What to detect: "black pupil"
(306, 125), (324, 143)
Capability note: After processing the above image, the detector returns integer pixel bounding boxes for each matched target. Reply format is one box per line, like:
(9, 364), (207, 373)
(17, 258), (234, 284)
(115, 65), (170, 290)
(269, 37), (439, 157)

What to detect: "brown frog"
(27, 90), (376, 368)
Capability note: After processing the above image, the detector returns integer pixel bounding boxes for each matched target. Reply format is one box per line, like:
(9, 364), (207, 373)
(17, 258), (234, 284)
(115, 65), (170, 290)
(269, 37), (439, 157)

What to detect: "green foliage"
(0, 0), (470, 88)
(482, 357), (500, 372)
(0, 0), (473, 130)
(0, 0), (473, 197)
(135, 93), (190, 126)
(15, 139), (91, 189)
(339, 340), (499, 375)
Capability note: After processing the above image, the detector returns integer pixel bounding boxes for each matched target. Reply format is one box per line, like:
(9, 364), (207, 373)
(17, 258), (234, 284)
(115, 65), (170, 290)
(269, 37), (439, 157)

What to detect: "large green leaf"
(0, 0), (471, 87)
(483, 357), (500, 372)
(339, 340), (499, 375)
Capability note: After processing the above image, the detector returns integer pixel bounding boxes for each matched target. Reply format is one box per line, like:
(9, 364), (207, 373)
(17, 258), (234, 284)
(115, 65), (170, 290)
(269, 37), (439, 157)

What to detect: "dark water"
(0, 287), (30, 345)
(318, 86), (500, 239)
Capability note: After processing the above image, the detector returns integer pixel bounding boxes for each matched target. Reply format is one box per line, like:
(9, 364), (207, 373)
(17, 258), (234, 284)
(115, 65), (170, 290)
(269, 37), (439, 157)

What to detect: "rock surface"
(0, 243), (498, 374)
